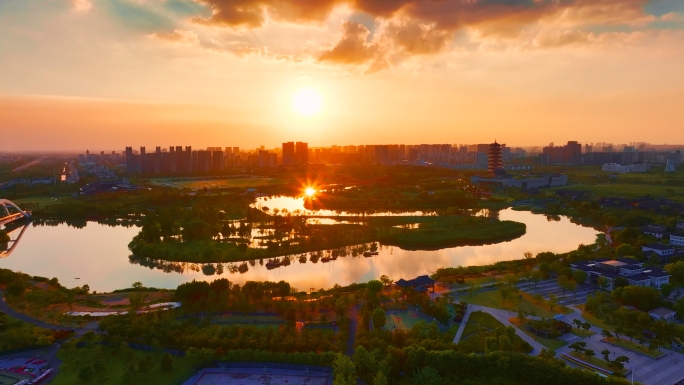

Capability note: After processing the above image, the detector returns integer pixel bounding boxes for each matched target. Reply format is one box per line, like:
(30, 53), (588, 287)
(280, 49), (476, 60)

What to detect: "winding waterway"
(1, 208), (598, 293)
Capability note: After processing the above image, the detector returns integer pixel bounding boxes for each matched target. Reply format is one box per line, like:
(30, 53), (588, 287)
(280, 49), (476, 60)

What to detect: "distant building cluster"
(66, 139), (680, 175)
(570, 258), (670, 290)
(601, 163), (651, 173)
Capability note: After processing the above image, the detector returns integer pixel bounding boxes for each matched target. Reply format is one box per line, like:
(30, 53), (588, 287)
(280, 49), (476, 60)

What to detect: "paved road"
(346, 305), (359, 356)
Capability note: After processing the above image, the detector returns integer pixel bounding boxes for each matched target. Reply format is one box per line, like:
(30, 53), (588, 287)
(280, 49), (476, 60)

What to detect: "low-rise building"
(470, 173), (568, 189)
(670, 234), (684, 247)
(601, 163), (651, 173)
(640, 243), (684, 264)
(642, 224), (667, 239)
(570, 258), (670, 290)
(649, 307), (677, 322)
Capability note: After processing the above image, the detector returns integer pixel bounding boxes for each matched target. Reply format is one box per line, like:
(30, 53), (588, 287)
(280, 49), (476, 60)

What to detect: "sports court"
(184, 367), (331, 385)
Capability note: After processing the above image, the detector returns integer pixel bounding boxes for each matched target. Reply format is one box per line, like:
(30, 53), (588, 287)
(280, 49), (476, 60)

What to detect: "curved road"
(0, 291), (95, 334)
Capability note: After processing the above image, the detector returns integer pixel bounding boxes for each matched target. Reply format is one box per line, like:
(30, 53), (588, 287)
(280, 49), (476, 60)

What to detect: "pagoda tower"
(488, 141), (503, 175)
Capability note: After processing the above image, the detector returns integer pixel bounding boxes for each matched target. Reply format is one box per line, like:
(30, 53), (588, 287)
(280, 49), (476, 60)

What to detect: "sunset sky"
(1, 0), (683, 151)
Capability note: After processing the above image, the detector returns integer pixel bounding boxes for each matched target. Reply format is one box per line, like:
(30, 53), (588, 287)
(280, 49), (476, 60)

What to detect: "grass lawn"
(551, 184), (684, 201)
(509, 318), (567, 350)
(461, 321), (488, 339)
(603, 338), (665, 359)
(383, 310), (438, 331)
(148, 176), (289, 190)
(13, 196), (63, 207)
(576, 305), (615, 332)
(463, 290), (570, 319)
(458, 313), (532, 354)
(566, 351), (627, 375)
(51, 349), (194, 385)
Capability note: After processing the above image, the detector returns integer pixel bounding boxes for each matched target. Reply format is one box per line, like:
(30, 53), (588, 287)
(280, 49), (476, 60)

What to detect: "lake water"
(1, 208), (598, 293)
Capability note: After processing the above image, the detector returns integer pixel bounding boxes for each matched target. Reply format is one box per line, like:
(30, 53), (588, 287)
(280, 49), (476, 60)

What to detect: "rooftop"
(649, 307), (676, 317)
(642, 244), (675, 251)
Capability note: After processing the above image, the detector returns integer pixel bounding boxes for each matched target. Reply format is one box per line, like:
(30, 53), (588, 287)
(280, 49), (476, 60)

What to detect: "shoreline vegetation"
(127, 216), (526, 264)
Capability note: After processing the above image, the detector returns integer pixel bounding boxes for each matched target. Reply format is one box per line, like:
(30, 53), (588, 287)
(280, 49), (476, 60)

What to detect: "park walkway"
(452, 306), (474, 344)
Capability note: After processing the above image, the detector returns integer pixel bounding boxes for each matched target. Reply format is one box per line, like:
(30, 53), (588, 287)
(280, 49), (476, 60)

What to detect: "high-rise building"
(295, 142), (308, 165)
(282, 142), (296, 166)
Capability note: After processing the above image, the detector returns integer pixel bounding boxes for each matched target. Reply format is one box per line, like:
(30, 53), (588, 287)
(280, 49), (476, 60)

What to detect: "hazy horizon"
(1, 0), (683, 151)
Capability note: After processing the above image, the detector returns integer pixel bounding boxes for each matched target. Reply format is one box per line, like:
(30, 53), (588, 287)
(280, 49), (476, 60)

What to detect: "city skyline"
(1, 0), (684, 151)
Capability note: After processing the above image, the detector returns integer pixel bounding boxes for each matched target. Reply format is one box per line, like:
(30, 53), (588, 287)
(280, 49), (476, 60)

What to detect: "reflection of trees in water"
(31, 218), (141, 229)
(128, 242), (377, 275)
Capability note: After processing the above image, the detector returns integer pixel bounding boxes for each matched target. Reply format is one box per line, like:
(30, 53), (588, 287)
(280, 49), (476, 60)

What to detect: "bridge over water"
(1, 199), (31, 258)
(0, 198), (31, 227)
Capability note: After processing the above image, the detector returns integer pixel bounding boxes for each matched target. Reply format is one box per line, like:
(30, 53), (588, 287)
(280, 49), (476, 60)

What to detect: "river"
(0, 208), (598, 293)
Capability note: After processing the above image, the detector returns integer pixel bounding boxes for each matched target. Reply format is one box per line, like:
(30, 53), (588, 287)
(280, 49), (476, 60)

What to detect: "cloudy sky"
(1, 0), (683, 151)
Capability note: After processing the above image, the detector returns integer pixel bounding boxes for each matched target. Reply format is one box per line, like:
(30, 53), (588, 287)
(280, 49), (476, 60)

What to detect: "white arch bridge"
(0, 199), (32, 227)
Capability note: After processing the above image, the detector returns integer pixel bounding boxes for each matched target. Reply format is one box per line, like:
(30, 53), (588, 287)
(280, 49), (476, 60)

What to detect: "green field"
(52, 349), (194, 385)
(551, 183), (684, 201)
(463, 290), (570, 319)
(211, 314), (285, 328)
(13, 196), (64, 207)
(148, 176), (289, 190)
(382, 310), (437, 331)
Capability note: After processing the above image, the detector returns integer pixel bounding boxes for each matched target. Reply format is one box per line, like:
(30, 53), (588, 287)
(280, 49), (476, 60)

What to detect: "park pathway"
(459, 304), (546, 356)
(452, 305), (475, 344)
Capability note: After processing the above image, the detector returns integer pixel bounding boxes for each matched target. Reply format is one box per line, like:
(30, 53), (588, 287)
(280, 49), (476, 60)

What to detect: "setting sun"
(304, 187), (316, 197)
(292, 89), (322, 117)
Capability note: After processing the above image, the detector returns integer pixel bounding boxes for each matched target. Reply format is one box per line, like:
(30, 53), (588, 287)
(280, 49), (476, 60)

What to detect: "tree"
(557, 276), (570, 298)
(485, 337), (498, 354)
(335, 300), (347, 320)
(132, 282), (143, 289)
(609, 355), (630, 371)
(5, 282), (25, 298)
(530, 270), (543, 288)
(569, 341), (586, 355)
(532, 293), (543, 304)
(614, 326), (624, 341)
(137, 355), (154, 374)
(650, 339), (665, 352)
(161, 352), (174, 372)
(468, 284), (480, 298)
(601, 349), (611, 362)
(413, 367), (442, 385)
(498, 335), (513, 352)
(128, 292), (148, 313)
(572, 319), (583, 332)
(582, 322), (591, 334)
(332, 354), (355, 385)
(548, 294), (558, 311)
(601, 329), (613, 339)
(379, 275), (393, 287)
(665, 261), (684, 285)
(660, 283), (675, 298)
(373, 371), (388, 385)
(572, 270), (587, 285)
(597, 276), (610, 291)
(367, 280), (384, 297)
(372, 308), (386, 329)
(584, 349), (595, 362)
(524, 251), (533, 260)
(614, 277), (629, 289)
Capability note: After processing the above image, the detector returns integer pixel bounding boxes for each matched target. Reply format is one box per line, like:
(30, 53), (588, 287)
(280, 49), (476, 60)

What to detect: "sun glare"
(304, 187), (316, 197)
(292, 89), (322, 116)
